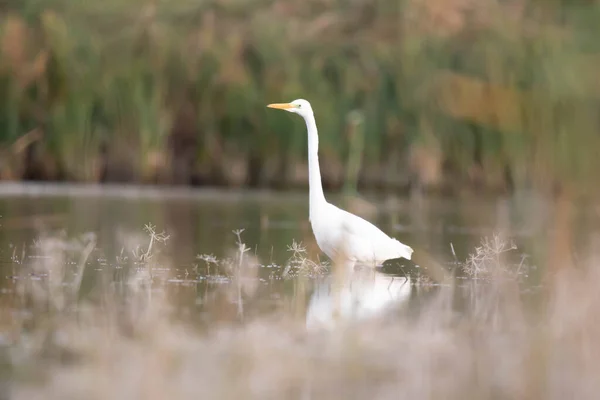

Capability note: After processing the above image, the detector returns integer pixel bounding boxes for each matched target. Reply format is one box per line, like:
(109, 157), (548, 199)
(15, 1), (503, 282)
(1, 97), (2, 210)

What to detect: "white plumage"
(267, 99), (413, 270)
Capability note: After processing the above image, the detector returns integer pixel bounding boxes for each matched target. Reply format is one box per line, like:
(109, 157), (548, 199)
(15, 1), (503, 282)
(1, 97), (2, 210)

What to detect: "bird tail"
(391, 238), (414, 261)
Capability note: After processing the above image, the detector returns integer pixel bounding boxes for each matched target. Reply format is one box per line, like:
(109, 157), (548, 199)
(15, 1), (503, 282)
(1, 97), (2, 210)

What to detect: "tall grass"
(3, 222), (600, 399)
(0, 0), (600, 196)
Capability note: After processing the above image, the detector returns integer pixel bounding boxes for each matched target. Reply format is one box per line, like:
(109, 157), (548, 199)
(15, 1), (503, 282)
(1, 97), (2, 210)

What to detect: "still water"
(0, 183), (575, 328)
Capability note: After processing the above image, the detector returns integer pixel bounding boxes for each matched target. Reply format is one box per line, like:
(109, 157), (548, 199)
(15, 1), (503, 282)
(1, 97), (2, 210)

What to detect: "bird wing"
(336, 207), (412, 263)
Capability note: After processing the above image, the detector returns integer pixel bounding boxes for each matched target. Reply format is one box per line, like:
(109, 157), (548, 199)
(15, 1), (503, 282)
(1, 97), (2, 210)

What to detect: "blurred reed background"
(1, 0), (599, 198)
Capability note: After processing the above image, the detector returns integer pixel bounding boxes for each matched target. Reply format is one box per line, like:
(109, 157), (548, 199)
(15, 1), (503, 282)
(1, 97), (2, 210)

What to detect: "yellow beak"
(267, 103), (295, 110)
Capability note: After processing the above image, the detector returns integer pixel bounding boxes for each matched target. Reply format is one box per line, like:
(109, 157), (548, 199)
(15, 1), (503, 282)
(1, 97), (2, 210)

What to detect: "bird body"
(311, 202), (413, 265)
(267, 99), (413, 269)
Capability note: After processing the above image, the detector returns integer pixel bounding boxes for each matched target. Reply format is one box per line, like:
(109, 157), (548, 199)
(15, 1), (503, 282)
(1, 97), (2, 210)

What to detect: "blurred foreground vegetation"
(4, 222), (600, 399)
(1, 0), (600, 196)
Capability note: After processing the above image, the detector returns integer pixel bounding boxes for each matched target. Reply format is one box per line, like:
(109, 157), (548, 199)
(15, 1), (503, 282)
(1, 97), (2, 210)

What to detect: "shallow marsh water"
(0, 183), (541, 320)
(0, 183), (582, 322)
(2, 183), (600, 398)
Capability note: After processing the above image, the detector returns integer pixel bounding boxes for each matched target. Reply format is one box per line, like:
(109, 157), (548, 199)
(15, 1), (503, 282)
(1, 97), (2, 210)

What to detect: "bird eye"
(297, 104), (302, 108)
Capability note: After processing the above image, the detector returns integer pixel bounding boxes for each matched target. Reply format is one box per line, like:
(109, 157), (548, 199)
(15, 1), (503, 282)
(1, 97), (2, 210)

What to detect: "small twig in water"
(233, 229), (250, 317)
(450, 242), (458, 263)
(197, 254), (218, 277)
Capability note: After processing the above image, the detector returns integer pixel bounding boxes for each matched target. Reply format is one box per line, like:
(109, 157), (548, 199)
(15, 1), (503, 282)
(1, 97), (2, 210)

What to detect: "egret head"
(267, 99), (313, 119)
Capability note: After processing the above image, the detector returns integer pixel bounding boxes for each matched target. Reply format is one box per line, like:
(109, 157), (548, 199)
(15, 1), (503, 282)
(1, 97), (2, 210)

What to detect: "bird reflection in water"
(305, 267), (413, 330)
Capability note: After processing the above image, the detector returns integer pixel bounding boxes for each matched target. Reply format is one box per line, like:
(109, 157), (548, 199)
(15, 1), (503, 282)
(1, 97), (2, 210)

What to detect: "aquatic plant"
(0, 0), (599, 196)
(0, 222), (598, 398)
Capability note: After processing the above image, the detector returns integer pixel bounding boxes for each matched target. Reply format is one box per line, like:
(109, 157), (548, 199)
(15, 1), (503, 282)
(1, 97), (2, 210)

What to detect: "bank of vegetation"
(0, 0), (599, 197)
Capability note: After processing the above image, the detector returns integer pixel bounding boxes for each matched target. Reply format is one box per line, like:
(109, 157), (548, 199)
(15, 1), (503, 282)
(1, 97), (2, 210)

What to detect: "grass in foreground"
(0, 226), (598, 399)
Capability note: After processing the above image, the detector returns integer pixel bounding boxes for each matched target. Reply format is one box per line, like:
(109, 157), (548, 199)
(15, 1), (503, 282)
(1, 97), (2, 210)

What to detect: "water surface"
(0, 183), (585, 328)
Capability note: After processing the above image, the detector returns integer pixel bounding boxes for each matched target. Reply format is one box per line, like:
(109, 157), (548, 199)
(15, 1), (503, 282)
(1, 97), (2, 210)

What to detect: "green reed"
(0, 0), (599, 195)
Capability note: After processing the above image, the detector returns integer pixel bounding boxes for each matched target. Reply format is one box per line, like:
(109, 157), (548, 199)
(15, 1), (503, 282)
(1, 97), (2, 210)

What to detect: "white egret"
(267, 99), (413, 271)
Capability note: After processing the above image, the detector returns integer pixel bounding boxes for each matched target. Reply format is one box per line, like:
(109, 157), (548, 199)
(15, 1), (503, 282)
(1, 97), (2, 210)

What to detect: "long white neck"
(304, 113), (326, 219)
